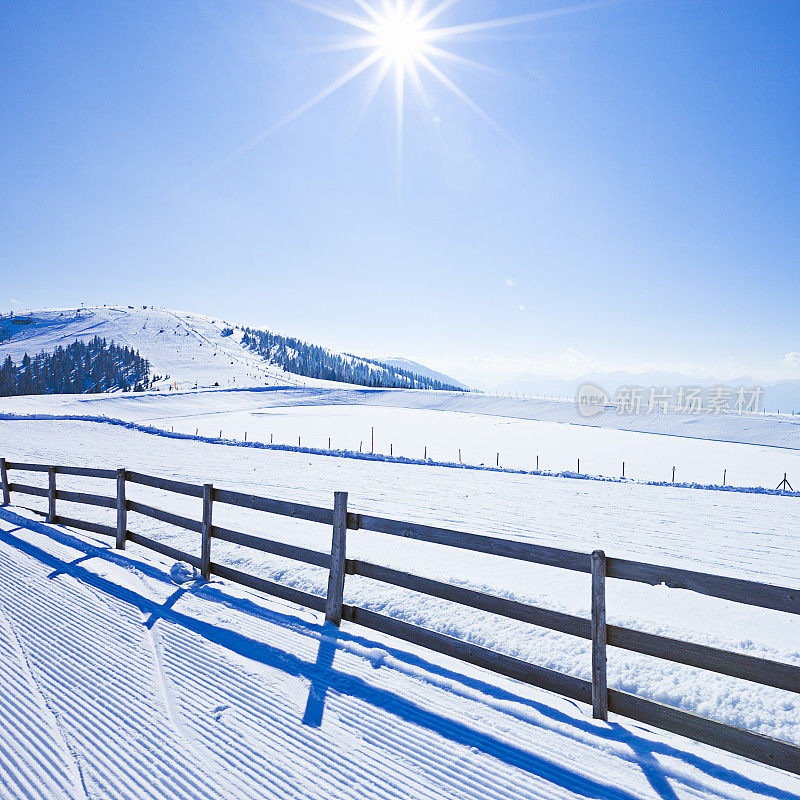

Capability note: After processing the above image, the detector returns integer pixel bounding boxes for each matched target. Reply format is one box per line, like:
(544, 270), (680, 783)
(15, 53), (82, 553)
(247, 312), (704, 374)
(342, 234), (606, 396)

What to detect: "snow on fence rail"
(1, 456), (799, 775)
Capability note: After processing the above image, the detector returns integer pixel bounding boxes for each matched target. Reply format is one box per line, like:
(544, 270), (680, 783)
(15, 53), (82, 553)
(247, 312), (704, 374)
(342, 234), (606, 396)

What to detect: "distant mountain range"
(496, 370), (800, 412)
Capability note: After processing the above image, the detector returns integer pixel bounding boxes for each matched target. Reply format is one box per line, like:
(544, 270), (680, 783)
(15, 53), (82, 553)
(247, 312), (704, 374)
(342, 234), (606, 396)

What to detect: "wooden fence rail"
(1, 456), (798, 775)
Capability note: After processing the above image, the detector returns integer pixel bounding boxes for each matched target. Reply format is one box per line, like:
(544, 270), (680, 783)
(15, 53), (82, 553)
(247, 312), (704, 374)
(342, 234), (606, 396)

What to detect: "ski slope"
(0, 306), (322, 391)
(1, 506), (798, 800)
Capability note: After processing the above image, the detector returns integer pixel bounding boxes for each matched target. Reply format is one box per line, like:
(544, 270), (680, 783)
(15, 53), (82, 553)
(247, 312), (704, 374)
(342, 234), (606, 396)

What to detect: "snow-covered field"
(3, 506), (797, 800)
(3, 385), (800, 490)
(2, 419), (798, 752)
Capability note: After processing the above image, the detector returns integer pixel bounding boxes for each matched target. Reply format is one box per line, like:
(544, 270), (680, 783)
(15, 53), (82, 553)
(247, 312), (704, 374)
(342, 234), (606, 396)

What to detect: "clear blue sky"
(1, 1), (798, 382)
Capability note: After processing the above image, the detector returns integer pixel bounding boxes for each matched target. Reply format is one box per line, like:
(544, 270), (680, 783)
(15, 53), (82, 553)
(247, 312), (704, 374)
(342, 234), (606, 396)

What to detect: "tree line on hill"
(240, 327), (463, 390)
(0, 336), (151, 396)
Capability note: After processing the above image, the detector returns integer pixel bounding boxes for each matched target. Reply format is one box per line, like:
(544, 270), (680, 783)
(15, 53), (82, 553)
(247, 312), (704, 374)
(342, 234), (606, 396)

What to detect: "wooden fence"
(1, 456), (799, 775)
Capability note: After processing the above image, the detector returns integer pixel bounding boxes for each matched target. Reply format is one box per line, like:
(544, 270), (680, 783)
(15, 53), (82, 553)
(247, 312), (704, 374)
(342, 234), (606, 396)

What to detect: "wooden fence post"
(591, 549), (608, 721)
(48, 467), (57, 524)
(325, 491), (348, 626)
(116, 469), (127, 549)
(201, 483), (213, 581)
(0, 458), (9, 505)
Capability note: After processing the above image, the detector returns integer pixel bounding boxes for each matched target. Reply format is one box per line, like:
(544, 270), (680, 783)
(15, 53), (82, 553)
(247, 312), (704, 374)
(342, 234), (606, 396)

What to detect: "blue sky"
(1, 1), (798, 383)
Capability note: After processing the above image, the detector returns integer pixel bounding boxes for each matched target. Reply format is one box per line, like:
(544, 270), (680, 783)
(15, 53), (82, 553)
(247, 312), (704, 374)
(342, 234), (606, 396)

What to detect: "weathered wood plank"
(200, 483), (213, 581)
(211, 525), (329, 568)
(213, 487), (334, 525)
(349, 559), (800, 694)
(126, 531), (201, 568)
(0, 458), (9, 505)
(607, 626), (800, 693)
(608, 689), (800, 775)
(591, 550), (608, 721)
(126, 500), (202, 533)
(342, 605), (592, 705)
(607, 557), (800, 616)
(55, 465), (117, 479)
(348, 559), (590, 638)
(209, 563), (326, 613)
(349, 512), (590, 572)
(55, 489), (117, 509)
(6, 462), (49, 473)
(7, 483), (49, 498)
(55, 515), (116, 538)
(116, 468), (127, 550)
(325, 492), (348, 626)
(126, 471), (204, 498)
(47, 467), (57, 524)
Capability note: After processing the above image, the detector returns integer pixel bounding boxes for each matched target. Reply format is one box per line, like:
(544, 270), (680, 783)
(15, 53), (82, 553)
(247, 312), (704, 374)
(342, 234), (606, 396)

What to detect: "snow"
(2, 306), (800, 795)
(0, 306), (317, 391)
(1, 417), (798, 751)
(2, 385), (800, 490)
(1, 505), (798, 799)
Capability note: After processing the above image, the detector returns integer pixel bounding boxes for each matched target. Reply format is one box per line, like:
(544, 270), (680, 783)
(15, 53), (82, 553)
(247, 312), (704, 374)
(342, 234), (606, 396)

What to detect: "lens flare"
(222, 1), (618, 182)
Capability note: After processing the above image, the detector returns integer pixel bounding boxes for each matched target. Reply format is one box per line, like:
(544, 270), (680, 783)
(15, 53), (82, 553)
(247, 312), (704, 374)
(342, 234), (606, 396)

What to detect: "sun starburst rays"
(220, 0), (614, 182)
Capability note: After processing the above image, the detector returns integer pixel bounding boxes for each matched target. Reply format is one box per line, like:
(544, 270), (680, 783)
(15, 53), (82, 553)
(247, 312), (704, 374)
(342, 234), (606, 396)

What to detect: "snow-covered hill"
(0, 306), (457, 393)
(0, 306), (288, 391)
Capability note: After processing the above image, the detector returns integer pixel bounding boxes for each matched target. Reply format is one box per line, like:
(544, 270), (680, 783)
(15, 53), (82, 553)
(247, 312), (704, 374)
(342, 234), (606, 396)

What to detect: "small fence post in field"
(622, 461), (625, 479)
(672, 466), (676, 483)
(116, 469), (127, 550)
(48, 467), (57, 524)
(591, 549), (608, 721)
(325, 491), (348, 626)
(0, 458), (9, 505)
(201, 483), (213, 581)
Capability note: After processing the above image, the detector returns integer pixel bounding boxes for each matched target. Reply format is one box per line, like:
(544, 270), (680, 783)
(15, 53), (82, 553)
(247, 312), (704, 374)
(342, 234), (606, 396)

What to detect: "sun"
(374, 5), (427, 65)
(223, 1), (612, 182)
